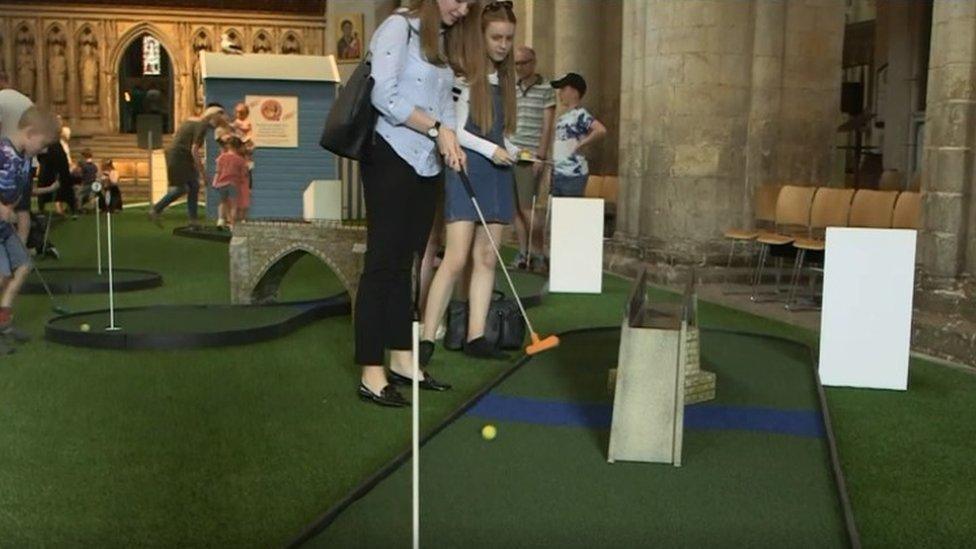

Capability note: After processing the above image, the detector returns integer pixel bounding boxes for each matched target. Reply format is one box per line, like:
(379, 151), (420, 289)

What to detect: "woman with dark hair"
(354, 0), (474, 407)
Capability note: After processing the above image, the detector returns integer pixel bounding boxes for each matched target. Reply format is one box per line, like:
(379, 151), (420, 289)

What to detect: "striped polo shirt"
(510, 75), (556, 153)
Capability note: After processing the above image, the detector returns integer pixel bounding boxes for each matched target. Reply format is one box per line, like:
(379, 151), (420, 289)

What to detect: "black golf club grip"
(457, 169), (476, 198)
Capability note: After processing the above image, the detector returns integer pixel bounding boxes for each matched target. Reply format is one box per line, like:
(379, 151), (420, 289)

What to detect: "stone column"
(616, 0), (843, 264)
(920, 0), (976, 278)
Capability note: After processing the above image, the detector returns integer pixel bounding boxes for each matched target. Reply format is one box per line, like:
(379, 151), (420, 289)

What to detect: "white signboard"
(549, 197), (604, 293)
(245, 95), (298, 148)
(819, 228), (916, 391)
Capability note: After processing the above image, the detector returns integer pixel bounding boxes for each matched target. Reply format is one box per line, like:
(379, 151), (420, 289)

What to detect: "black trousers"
(354, 136), (439, 365)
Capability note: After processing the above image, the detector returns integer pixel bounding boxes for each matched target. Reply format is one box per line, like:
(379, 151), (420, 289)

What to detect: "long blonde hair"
(447, 1), (517, 136)
(405, 0), (449, 67)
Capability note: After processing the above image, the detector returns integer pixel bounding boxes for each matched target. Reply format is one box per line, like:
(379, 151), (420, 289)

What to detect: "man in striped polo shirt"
(510, 46), (556, 270)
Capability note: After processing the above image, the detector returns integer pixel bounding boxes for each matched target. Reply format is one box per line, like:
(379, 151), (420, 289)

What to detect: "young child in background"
(549, 72), (607, 197)
(0, 107), (56, 337)
(97, 159), (123, 213)
(212, 136), (247, 230)
(231, 102), (254, 221)
(77, 148), (99, 209)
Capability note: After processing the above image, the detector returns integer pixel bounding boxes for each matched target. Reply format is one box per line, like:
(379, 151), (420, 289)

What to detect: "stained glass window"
(142, 35), (161, 75)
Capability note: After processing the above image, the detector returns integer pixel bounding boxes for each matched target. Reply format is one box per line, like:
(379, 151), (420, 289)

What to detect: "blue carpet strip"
(467, 393), (825, 438)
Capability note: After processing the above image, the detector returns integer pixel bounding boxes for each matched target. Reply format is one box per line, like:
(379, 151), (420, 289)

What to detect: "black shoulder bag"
(320, 15), (412, 161)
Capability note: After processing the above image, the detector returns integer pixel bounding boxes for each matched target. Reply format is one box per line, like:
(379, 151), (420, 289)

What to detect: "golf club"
(30, 262), (70, 315)
(456, 170), (559, 355)
(41, 210), (53, 257)
(526, 194), (537, 269)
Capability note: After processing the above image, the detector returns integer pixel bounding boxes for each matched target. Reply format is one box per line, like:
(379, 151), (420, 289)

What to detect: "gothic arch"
(107, 22), (182, 133)
(221, 27), (243, 50)
(280, 31), (303, 55)
(109, 22), (183, 77)
(251, 28), (273, 53)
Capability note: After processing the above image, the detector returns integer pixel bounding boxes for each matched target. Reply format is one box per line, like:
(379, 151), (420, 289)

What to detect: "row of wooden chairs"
(723, 185), (922, 310)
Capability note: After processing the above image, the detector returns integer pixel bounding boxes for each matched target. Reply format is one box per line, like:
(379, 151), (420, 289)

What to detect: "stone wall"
(616, 0), (845, 264)
(919, 0), (976, 279)
(0, 3), (326, 136)
(229, 220), (365, 306)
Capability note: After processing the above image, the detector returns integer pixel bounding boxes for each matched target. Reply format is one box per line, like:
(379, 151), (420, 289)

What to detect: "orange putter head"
(525, 332), (560, 355)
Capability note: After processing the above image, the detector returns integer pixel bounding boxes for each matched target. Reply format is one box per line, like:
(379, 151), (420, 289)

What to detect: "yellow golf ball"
(481, 424), (497, 440)
(80, 323), (91, 332)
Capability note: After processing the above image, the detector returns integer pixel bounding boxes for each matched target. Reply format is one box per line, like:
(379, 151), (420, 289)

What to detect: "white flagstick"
(411, 320), (420, 549)
(105, 200), (120, 332)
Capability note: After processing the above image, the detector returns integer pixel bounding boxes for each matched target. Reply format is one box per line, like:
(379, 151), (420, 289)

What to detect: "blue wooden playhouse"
(200, 52), (340, 219)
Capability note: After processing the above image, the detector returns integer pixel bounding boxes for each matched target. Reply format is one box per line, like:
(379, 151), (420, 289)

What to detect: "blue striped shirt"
(370, 11), (456, 177)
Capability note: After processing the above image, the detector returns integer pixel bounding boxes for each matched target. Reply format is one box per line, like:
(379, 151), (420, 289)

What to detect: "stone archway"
(107, 23), (184, 134)
(229, 220), (366, 305)
(115, 32), (175, 134)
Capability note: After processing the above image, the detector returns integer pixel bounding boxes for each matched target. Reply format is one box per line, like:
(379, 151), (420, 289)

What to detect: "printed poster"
(245, 95), (298, 148)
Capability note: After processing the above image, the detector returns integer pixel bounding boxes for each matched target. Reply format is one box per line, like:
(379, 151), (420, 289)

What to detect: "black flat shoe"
(357, 383), (408, 407)
(419, 340), (435, 367)
(388, 369), (452, 391)
(463, 337), (509, 360)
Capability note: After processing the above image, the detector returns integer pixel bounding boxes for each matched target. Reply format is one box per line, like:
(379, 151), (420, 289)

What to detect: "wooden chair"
(750, 185), (817, 300)
(584, 175), (605, 199)
(723, 185), (780, 267)
(601, 176), (618, 204)
(892, 191), (921, 229)
(785, 188), (856, 309)
(909, 172), (922, 192)
(878, 169), (905, 191)
(848, 189), (898, 229)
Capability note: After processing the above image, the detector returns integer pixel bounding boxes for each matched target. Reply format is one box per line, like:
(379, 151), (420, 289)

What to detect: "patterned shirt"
(370, 10), (456, 177)
(0, 137), (31, 238)
(510, 75), (556, 154)
(553, 107), (595, 177)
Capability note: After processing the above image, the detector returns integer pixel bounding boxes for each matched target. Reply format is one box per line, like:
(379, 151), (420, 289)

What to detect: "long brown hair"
(405, 0), (448, 67)
(448, 1), (517, 135)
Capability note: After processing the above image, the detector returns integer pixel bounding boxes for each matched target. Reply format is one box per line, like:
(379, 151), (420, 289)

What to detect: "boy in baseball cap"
(549, 72), (607, 197)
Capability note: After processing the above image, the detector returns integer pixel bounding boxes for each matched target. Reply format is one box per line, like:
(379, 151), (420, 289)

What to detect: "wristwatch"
(427, 120), (441, 139)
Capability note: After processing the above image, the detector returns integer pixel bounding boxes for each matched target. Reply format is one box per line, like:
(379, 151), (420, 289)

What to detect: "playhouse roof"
(201, 52), (340, 83)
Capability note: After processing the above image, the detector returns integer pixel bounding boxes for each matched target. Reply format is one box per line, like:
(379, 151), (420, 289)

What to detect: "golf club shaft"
(41, 212), (52, 255)
(527, 195), (537, 260)
(29, 262), (64, 312)
(457, 171), (537, 336)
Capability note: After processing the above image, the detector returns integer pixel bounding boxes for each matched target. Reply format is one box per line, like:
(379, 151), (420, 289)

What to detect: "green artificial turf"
(313, 330), (848, 548)
(0, 209), (973, 546)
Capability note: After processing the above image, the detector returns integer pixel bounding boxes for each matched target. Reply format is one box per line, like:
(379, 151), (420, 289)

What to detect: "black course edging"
(24, 268), (163, 295)
(172, 225), (232, 243)
(44, 294), (350, 350)
(287, 326), (860, 549)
